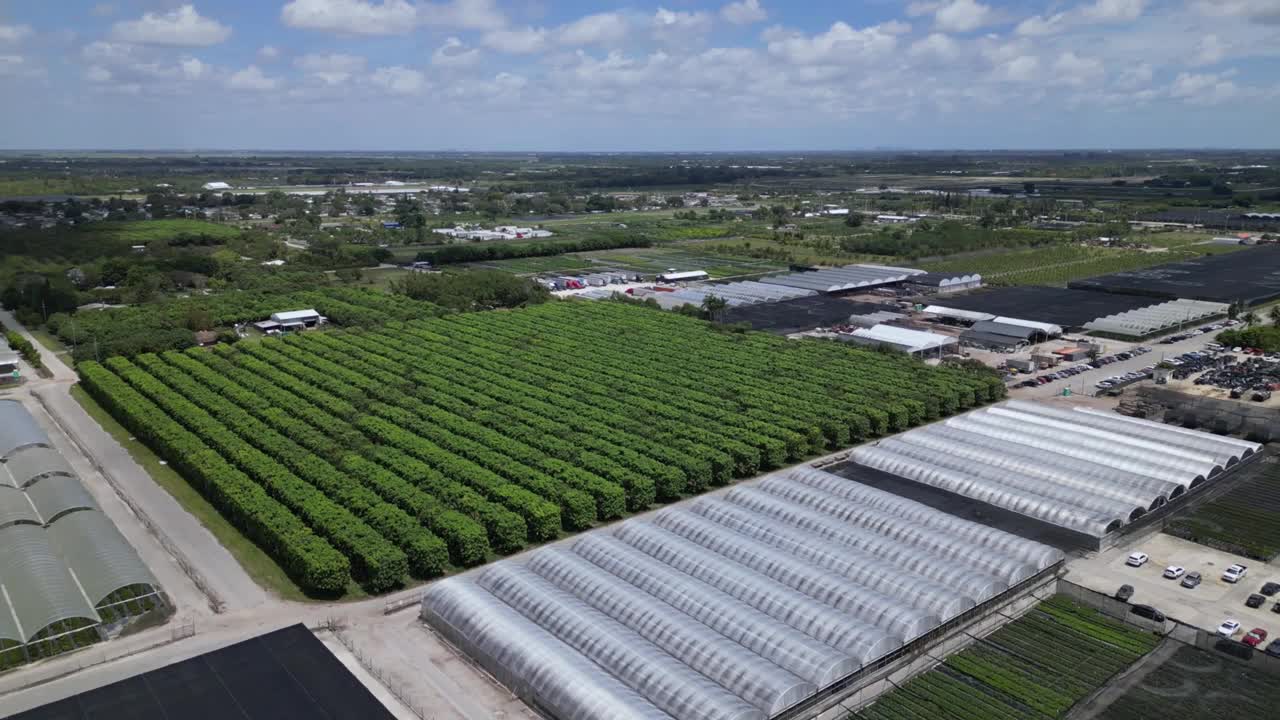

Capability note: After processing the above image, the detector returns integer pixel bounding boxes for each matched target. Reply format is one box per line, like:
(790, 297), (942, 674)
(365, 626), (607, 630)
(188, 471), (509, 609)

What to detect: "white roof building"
(658, 270), (710, 282)
(847, 324), (958, 355)
(202, 181), (231, 191)
(270, 309), (322, 325)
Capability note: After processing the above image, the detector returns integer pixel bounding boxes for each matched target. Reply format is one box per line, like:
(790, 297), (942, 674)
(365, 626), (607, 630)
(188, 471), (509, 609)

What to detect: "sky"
(0, 0), (1278, 150)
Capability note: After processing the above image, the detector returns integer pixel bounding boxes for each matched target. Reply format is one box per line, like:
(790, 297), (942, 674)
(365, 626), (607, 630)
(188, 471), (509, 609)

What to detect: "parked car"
(1164, 566), (1186, 579)
(1127, 552), (1149, 567)
(1181, 572), (1202, 589)
(1224, 564), (1249, 583)
(1243, 628), (1268, 648)
(1131, 605), (1165, 622)
(1218, 619), (1242, 637)
(1246, 594), (1267, 609)
(1266, 639), (1280, 658)
(1273, 601), (1280, 614)
(1261, 582), (1280, 596)
(1115, 584), (1134, 602)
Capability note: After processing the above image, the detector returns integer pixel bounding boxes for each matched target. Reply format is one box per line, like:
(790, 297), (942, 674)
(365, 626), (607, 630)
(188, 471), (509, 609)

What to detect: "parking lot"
(1067, 533), (1280, 642)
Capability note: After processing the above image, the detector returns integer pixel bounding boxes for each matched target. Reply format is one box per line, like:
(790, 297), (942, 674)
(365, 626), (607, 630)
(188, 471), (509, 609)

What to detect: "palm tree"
(701, 294), (728, 323)
(1243, 311), (1258, 327)
(1270, 305), (1280, 327)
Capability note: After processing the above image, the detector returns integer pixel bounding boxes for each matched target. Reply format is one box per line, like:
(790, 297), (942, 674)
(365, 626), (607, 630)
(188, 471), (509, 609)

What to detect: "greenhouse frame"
(851, 400), (1260, 538)
(1082, 298), (1230, 338)
(0, 400), (162, 665)
(421, 467), (1062, 720)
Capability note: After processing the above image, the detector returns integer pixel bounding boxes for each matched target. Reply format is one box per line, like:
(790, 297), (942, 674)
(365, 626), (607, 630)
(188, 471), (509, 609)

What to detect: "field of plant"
(78, 301), (1003, 597)
(1097, 644), (1280, 720)
(920, 242), (1246, 287)
(851, 596), (1160, 720)
(47, 286), (443, 362)
(1, 220), (240, 262)
(1165, 461), (1280, 560)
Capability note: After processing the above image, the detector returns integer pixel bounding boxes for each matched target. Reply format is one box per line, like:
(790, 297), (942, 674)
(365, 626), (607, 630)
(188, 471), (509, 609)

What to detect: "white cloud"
(933, 0), (994, 33)
(1081, 0), (1146, 22)
(994, 55), (1040, 82)
(180, 57), (207, 80)
(82, 40), (135, 64)
(909, 33), (959, 61)
(1193, 34), (1226, 66)
(721, 0), (767, 25)
(1116, 62), (1153, 89)
(558, 12), (631, 47)
(767, 21), (906, 65)
(91, 3), (117, 17)
(371, 65), (427, 95)
(0, 55), (30, 77)
(296, 53), (367, 85)
(433, 37), (481, 67)
(1170, 71), (1241, 104)
(227, 65), (279, 91)
(111, 4), (231, 47)
(481, 27), (548, 54)
(258, 45), (281, 62)
(653, 7), (713, 40)
(85, 65), (113, 83)
(1015, 13), (1066, 36)
(1203, 0), (1280, 24)
(1051, 51), (1105, 86)
(420, 0), (506, 31)
(282, 0), (417, 36)
(0, 24), (33, 43)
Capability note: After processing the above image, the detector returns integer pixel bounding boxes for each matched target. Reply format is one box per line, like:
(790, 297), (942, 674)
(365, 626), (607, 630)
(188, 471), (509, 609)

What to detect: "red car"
(1243, 628), (1268, 647)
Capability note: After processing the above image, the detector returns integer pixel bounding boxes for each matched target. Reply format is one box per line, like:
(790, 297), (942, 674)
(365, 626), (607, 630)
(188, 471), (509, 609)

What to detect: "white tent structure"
(421, 467), (1062, 720)
(1083, 299), (1229, 338)
(851, 400), (1260, 538)
(846, 325), (957, 356)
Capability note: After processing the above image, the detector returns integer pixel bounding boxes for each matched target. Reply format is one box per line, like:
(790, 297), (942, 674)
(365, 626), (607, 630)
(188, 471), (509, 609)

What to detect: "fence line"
(325, 623), (433, 720)
(34, 389), (227, 614)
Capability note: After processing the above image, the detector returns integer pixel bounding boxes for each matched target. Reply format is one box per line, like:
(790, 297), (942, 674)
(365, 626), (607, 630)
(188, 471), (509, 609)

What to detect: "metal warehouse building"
(421, 467), (1062, 720)
(0, 400), (161, 659)
(852, 400), (1260, 538)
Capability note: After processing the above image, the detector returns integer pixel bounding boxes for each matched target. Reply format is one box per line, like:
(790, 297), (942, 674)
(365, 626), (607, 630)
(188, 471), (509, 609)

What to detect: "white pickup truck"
(1222, 564), (1249, 583)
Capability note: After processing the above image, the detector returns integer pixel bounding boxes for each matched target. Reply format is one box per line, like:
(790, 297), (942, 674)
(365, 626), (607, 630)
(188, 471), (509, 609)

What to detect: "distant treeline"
(416, 232), (652, 265)
(838, 222), (1064, 259)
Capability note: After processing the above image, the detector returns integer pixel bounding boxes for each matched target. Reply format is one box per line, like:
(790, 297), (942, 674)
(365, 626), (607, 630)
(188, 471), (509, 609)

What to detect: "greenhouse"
(761, 264), (926, 294)
(1082, 298), (1230, 338)
(421, 467), (1062, 720)
(0, 401), (161, 664)
(851, 400), (1261, 537)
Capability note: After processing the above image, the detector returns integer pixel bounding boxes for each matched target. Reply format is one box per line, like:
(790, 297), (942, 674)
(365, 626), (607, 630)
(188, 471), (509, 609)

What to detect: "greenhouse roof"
(0, 400), (49, 461)
(852, 400), (1260, 538)
(1082, 299), (1230, 338)
(421, 467), (1062, 720)
(0, 402), (158, 644)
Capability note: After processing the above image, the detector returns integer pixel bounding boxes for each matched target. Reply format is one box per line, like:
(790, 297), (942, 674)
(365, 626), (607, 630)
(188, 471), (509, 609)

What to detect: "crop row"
(82, 301), (1005, 593)
(851, 596), (1157, 720)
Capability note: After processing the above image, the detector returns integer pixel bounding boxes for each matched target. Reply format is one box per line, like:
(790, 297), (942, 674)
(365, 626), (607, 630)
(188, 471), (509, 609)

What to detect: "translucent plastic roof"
(421, 468), (1063, 720)
(0, 402), (159, 643)
(4, 446), (75, 488)
(0, 400), (48, 460)
(851, 400), (1261, 537)
(1084, 299), (1230, 337)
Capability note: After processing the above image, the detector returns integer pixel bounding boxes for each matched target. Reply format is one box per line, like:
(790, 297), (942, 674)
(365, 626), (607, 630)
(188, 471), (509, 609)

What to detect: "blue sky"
(0, 0), (1278, 150)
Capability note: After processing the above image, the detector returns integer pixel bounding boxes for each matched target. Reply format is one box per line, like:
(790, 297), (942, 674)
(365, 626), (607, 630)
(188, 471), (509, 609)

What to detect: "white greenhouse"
(421, 467), (1062, 720)
(851, 400), (1260, 537)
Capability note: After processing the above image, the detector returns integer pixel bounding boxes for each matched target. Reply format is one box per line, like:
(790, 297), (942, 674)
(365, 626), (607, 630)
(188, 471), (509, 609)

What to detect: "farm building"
(761, 264), (926, 295)
(0, 336), (18, 378)
(844, 324), (958, 356)
(269, 309), (324, 329)
(906, 272), (983, 294)
(421, 466), (1062, 720)
(1082, 299), (1229, 338)
(923, 305), (994, 326)
(960, 320), (1043, 350)
(850, 400), (1261, 541)
(657, 270), (710, 283)
(0, 401), (162, 661)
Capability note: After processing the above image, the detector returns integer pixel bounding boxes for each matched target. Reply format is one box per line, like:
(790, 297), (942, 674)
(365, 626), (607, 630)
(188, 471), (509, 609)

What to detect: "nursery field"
(78, 301), (1003, 597)
(1097, 644), (1280, 720)
(1165, 460), (1280, 560)
(851, 596), (1160, 720)
(921, 242), (1247, 288)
